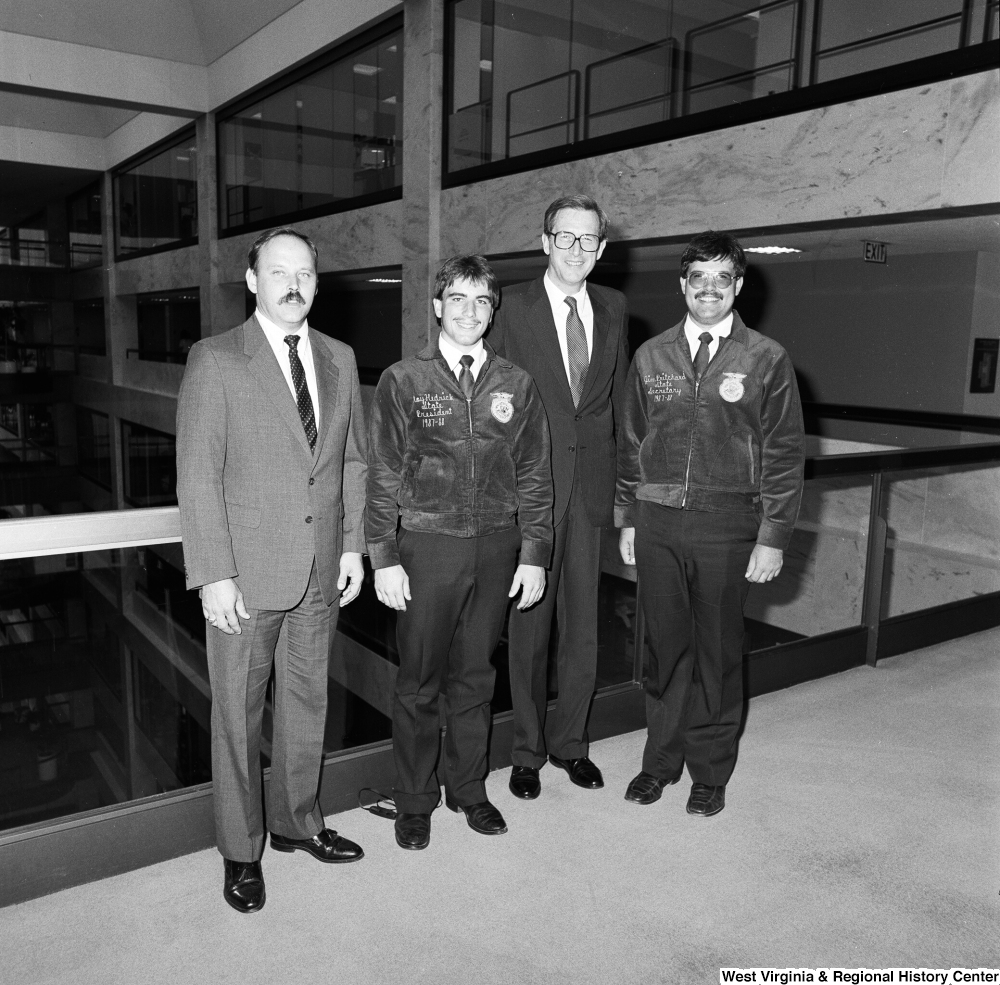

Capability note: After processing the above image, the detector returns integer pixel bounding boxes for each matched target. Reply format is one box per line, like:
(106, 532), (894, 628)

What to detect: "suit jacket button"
(305, 516), (313, 523)
(568, 445), (576, 452)
(309, 478), (315, 486)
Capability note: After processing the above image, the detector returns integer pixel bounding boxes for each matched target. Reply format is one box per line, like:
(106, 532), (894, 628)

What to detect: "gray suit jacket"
(176, 315), (367, 610)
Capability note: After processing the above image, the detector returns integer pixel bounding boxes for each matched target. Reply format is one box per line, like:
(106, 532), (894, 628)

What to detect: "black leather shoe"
(509, 766), (541, 800)
(394, 813), (431, 851)
(446, 798), (508, 835)
(548, 754), (604, 789)
(686, 783), (726, 816)
(223, 858), (265, 913)
(624, 770), (678, 805)
(270, 828), (364, 863)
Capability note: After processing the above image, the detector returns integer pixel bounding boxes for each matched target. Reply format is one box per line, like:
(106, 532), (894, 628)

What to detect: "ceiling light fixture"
(368, 277), (401, 284)
(353, 63), (381, 76)
(745, 246), (802, 254)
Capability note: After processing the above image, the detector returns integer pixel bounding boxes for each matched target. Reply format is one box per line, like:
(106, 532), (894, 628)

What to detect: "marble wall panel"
(798, 475), (873, 534)
(114, 245), (202, 296)
(941, 72), (1000, 209)
(439, 71), (1000, 257)
(120, 359), (185, 402)
(214, 200), (403, 284)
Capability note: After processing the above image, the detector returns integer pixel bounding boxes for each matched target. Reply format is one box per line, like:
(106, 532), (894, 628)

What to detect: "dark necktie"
(694, 331), (713, 379)
(458, 354), (475, 400)
(564, 296), (589, 407)
(284, 334), (317, 451)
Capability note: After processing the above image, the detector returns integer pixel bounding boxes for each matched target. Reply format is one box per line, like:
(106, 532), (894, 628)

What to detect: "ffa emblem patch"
(490, 392), (514, 423)
(719, 373), (746, 403)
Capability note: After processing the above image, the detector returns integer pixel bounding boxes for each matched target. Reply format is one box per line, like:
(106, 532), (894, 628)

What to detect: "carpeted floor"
(2, 630), (998, 984)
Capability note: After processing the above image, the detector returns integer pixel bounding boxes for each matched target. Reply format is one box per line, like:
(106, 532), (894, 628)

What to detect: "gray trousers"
(206, 561), (334, 862)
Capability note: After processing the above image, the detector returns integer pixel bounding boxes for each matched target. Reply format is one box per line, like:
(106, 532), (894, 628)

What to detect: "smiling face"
(680, 257), (743, 328)
(542, 207), (606, 294)
(246, 234), (317, 331)
(433, 276), (494, 352)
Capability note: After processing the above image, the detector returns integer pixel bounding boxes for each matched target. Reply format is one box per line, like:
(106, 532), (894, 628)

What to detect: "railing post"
(861, 471), (888, 666)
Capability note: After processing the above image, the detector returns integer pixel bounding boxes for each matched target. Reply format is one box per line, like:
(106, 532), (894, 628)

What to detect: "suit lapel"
(244, 316), (313, 458)
(310, 332), (340, 466)
(527, 278), (576, 410)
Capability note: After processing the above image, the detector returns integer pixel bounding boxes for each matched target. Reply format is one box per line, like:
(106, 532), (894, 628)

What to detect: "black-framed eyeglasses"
(686, 271), (736, 289)
(550, 231), (602, 253)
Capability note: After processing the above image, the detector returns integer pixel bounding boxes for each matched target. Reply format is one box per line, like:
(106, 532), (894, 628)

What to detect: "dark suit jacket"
(489, 277), (629, 527)
(176, 315), (367, 610)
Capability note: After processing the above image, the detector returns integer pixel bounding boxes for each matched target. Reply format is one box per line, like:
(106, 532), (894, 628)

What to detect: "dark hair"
(543, 195), (610, 241)
(433, 255), (500, 307)
(680, 231), (747, 279)
(247, 226), (318, 274)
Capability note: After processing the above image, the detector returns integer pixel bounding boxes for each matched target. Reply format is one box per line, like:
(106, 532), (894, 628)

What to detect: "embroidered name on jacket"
(643, 372), (684, 402)
(413, 392), (456, 427)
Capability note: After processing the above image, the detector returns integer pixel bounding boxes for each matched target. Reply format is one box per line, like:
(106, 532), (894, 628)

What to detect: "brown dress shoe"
(223, 858), (265, 913)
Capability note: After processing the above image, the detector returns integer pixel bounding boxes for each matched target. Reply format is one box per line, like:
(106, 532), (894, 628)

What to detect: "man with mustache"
(177, 227), (368, 911)
(616, 231), (804, 817)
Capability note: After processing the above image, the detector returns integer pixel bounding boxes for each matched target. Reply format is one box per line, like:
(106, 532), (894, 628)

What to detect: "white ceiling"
(0, 91), (138, 139)
(0, 0), (304, 66)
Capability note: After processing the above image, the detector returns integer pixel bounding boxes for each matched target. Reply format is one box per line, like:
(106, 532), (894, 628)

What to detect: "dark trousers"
(635, 501), (758, 787)
(507, 477), (602, 768)
(206, 560), (333, 862)
(392, 526), (520, 814)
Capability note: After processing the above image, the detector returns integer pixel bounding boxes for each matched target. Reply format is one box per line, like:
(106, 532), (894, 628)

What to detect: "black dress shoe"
(223, 858), (265, 914)
(624, 770), (678, 805)
(394, 813), (431, 850)
(686, 783), (726, 816)
(548, 754), (604, 789)
(270, 828), (364, 863)
(509, 766), (541, 800)
(446, 798), (508, 835)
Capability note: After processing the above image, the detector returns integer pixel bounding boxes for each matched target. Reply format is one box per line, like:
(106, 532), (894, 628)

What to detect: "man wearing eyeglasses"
(616, 230), (804, 817)
(489, 195), (630, 801)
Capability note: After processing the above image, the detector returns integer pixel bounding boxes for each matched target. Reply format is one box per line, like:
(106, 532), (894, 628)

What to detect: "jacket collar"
(415, 337), (511, 370)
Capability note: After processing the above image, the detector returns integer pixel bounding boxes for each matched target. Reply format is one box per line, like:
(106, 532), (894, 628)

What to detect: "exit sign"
(864, 241), (887, 263)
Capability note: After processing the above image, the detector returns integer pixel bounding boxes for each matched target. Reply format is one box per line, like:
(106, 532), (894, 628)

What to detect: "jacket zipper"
(466, 388), (475, 527)
(681, 373), (700, 507)
(747, 435), (755, 485)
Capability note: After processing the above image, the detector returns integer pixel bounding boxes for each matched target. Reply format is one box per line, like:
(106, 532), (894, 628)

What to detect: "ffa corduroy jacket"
(614, 312), (805, 550)
(366, 340), (554, 569)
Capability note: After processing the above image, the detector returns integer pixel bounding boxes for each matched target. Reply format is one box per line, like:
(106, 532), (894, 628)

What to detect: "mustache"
(280, 290), (306, 304)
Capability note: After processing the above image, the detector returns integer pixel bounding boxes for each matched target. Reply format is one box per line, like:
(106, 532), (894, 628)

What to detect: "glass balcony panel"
(882, 462), (1000, 618)
(687, 63), (795, 114)
(815, 0), (963, 51)
(814, 14), (964, 83)
(121, 422), (177, 508)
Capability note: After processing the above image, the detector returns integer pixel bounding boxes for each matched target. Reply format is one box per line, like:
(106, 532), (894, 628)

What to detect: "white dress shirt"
(255, 308), (320, 430)
(543, 271), (594, 385)
(684, 312), (734, 365)
(438, 331), (486, 382)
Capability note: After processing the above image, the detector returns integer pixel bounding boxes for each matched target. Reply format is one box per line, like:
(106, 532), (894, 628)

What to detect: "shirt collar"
(255, 308), (309, 342)
(684, 312), (733, 342)
(437, 331), (484, 372)
(544, 269), (588, 304)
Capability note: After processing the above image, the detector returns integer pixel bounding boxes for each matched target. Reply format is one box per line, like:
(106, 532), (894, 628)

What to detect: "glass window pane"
(114, 130), (198, 257)
(121, 421), (176, 508)
(218, 27), (403, 233)
(134, 289), (200, 365)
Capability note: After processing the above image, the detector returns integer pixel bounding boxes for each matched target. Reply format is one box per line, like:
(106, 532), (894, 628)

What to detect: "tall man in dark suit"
(490, 195), (629, 799)
(177, 227), (368, 913)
